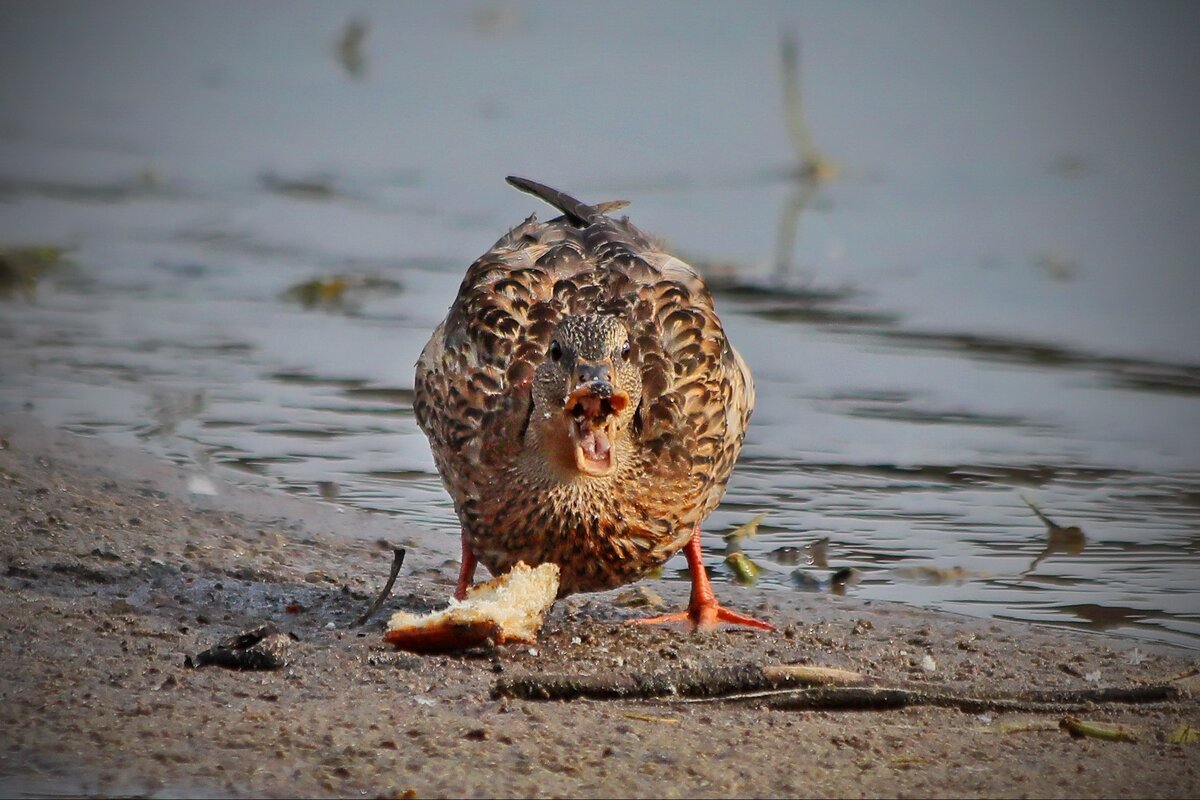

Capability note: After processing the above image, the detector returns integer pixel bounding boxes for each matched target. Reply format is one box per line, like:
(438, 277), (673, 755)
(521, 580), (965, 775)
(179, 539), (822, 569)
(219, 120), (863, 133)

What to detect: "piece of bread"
(384, 561), (559, 653)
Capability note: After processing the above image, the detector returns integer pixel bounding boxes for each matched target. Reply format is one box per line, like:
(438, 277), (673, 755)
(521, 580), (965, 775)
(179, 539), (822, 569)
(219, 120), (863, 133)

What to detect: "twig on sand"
(494, 663), (863, 700)
(494, 663), (1183, 714)
(686, 684), (1181, 714)
(352, 546), (406, 628)
(1060, 715), (1139, 742)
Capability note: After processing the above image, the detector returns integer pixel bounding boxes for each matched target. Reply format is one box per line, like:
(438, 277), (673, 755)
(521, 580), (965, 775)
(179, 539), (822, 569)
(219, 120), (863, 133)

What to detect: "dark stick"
(494, 664), (776, 700)
(494, 664), (860, 701)
(705, 684), (1182, 714)
(493, 665), (1183, 713)
(351, 547), (406, 628)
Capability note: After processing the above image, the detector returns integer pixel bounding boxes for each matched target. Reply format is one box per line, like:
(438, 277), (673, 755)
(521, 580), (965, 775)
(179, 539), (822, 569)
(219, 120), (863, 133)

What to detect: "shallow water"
(2, 3), (1199, 647)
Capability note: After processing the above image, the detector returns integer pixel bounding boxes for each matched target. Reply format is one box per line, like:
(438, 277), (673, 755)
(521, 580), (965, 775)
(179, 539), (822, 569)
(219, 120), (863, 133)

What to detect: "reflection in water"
(830, 567), (859, 596)
(281, 273), (403, 311)
(0, 246), (75, 301)
(867, 329), (1200, 397)
(139, 391), (207, 441)
(895, 565), (976, 586)
(776, 33), (838, 283)
(773, 179), (820, 283)
(789, 565), (859, 596)
(1020, 495), (1087, 576)
(805, 536), (829, 569)
(779, 34), (839, 185)
(1059, 603), (1150, 631)
(0, 171), (172, 204)
(722, 512), (765, 558)
(334, 18), (368, 81)
(686, 35), (838, 291)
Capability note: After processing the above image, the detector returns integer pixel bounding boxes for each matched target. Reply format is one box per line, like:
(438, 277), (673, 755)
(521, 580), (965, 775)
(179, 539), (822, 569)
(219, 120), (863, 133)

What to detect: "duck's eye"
(620, 341), (632, 361)
(549, 341), (562, 362)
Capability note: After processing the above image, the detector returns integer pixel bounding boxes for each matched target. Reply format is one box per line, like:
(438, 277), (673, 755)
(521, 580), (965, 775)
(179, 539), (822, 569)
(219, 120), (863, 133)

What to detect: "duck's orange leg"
(453, 531), (478, 601)
(629, 522), (775, 631)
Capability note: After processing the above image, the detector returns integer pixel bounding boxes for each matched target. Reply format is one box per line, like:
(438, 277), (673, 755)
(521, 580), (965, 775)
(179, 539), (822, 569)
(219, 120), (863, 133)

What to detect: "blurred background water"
(2, 1), (1198, 647)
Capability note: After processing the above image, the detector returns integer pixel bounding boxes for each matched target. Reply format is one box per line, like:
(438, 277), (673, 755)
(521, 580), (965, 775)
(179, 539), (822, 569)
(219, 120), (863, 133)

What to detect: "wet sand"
(0, 413), (1196, 799)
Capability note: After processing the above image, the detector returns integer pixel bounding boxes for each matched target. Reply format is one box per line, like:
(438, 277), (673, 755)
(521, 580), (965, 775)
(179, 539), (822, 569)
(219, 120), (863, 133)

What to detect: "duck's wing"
(412, 215), (548, 488)
(627, 245), (755, 521)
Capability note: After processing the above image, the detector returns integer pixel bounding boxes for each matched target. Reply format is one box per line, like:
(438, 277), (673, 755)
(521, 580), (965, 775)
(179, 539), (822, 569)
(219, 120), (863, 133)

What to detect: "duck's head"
(530, 314), (641, 478)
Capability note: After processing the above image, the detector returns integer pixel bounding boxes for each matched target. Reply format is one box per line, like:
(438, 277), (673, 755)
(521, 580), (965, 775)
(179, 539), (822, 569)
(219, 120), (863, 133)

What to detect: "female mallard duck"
(413, 176), (772, 630)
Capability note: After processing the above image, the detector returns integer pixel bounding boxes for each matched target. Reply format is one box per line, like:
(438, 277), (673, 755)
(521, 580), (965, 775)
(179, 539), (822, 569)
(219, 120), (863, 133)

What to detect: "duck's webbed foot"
(626, 522), (775, 632)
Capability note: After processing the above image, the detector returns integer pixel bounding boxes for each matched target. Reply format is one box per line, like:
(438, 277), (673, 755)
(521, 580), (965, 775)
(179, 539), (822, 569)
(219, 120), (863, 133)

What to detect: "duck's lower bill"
(565, 387), (628, 477)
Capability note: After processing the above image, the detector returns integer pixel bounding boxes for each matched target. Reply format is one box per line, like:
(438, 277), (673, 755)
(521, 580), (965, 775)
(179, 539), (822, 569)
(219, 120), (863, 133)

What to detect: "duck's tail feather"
(505, 176), (627, 227)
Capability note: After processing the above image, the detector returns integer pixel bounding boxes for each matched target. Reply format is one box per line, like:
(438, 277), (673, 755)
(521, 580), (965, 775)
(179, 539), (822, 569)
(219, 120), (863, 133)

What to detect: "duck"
(413, 176), (773, 631)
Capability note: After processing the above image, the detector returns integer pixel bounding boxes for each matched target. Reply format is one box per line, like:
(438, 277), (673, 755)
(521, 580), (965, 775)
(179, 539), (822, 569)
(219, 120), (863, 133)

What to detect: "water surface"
(2, 2), (1198, 647)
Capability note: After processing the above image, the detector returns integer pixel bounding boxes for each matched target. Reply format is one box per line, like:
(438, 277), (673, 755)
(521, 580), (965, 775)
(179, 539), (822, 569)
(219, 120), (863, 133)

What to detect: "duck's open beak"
(564, 365), (628, 477)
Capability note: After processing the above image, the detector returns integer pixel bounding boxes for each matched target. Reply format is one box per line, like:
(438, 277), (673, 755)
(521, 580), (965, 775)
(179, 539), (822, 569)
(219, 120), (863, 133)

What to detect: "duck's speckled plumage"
(414, 178), (754, 597)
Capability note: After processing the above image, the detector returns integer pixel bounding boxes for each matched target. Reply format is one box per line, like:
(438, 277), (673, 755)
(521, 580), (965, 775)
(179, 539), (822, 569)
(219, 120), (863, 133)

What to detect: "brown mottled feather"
(414, 179), (753, 596)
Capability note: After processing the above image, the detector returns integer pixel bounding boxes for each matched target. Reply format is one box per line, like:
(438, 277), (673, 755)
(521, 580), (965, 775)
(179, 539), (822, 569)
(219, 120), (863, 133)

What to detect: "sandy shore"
(0, 413), (1196, 798)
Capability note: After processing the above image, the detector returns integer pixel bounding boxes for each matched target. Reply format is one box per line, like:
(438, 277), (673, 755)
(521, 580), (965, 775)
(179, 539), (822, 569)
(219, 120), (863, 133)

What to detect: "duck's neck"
(515, 417), (628, 499)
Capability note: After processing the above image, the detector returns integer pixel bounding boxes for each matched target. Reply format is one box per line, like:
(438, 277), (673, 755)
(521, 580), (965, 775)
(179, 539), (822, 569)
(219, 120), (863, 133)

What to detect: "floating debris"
(1048, 153), (1097, 179)
(780, 33), (839, 183)
(791, 565), (859, 594)
(282, 273), (402, 310)
(790, 568), (823, 592)
(725, 551), (762, 585)
(259, 172), (338, 201)
(0, 245), (74, 300)
(334, 17), (368, 80)
(768, 546), (802, 566)
(472, 4), (523, 37)
(1021, 495), (1086, 574)
(805, 537), (830, 569)
(722, 512), (766, 556)
(0, 169), (170, 204)
(830, 567), (860, 595)
(895, 565), (974, 585)
(1034, 251), (1079, 282)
